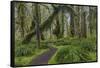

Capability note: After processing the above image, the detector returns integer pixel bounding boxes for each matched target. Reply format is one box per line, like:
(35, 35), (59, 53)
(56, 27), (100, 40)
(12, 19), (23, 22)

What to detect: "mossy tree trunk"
(35, 4), (40, 48)
(70, 13), (75, 37)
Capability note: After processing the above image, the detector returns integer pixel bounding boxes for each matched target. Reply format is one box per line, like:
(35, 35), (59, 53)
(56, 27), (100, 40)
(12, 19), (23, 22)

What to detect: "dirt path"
(30, 46), (57, 65)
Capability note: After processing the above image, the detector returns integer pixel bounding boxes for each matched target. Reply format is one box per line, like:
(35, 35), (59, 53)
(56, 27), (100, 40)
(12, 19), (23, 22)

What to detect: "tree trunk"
(81, 12), (87, 38)
(22, 5), (76, 43)
(53, 14), (60, 39)
(89, 7), (93, 35)
(70, 13), (75, 37)
(35, 4), (40, 48)
(61, 10), (64, 37)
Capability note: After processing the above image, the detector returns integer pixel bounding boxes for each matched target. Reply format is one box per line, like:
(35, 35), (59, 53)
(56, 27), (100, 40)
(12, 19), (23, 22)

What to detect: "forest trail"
(30, 46), (57, 65)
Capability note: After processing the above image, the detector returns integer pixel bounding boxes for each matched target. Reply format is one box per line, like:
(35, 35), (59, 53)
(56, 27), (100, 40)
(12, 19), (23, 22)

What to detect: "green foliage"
(15, 40), (50, 57)
(40, 43), (49, 49)
(15, 42), (36, 57)
(55, 46), (80, 63)
(15, 56), (33, 66)
(80, 39), (96, 52)
(54, 37), (79, 46)
(50, 37), (96, 64)
(55, 46), (95, 63)
(14, 2), (97, 65)
(15, 49), (49, 66)
(16, 46), (33, 57)
(55, 41), (69, 46)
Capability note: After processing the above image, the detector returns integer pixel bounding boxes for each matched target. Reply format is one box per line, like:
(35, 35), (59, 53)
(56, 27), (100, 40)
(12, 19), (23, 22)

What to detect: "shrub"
(80, 39), (96, 52)
(15, 43), (36, 57)
(55, 44), (95, 63)
(49, 37), (96, 64)
(55, 46), (74, 63)
(40, 43), (49, 49)
(55, 46), (68, 63)
(55, 39), (72, 46)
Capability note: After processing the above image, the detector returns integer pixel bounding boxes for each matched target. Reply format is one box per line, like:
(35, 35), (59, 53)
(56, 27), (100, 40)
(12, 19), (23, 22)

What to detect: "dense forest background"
(14, 2), (97, 66)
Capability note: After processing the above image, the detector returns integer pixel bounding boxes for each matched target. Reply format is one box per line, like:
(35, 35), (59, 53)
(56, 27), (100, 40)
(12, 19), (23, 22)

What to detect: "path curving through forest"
(30, 46), (57, 65)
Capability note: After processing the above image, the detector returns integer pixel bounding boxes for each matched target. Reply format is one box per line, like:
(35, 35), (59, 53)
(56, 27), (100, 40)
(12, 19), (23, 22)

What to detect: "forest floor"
(30, 46), (57, 65)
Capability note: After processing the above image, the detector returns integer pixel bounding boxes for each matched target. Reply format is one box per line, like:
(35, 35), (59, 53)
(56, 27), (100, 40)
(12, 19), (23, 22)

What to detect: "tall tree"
(89, 7), (97, 35)
(61, 9), (64, 37)
(70, 12), (75, 37)
(80, 7), (88, 38)
(22, 5), (76, 43)
(17, 3), (26, 39)
(53, 14), (60, 39)
(35, 3), (41, 48)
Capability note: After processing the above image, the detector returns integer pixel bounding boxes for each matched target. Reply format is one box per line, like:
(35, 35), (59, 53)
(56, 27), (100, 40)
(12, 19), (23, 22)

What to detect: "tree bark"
(81, 11), (87, 38)
(70, 13), (75, 37)
(35, 4), (40, 48)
